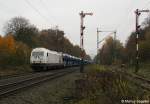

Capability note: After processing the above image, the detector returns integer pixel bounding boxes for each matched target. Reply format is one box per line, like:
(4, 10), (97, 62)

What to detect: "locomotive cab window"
(32, 52), (44, 58)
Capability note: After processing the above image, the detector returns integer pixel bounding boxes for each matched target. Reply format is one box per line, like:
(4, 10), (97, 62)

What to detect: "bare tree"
(4, 17), (30, 35)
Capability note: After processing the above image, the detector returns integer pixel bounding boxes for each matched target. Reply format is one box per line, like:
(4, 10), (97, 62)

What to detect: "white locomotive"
(30, 47), (90, 71)
(30, 48), (64, 71)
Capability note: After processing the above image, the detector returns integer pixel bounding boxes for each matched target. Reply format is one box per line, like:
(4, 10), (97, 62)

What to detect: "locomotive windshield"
(32, 51), (44, 58)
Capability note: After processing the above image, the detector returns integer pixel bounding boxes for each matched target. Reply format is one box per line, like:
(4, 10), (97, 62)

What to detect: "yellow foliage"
(5, 35), (15, 52)
(0, 35), (16, 54)
(0, 35), (2, 46)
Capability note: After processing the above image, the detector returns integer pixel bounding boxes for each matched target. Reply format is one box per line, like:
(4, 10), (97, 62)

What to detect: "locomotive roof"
(32, 48), (61, 55)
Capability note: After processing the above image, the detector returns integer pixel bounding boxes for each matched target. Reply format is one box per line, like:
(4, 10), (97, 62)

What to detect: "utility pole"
(79, 11), (93, 73)
(56, 25), (58, 51)
(134, 9), (149, 73)
(96, 28), (101, 64)
(113, 31), (117, 63)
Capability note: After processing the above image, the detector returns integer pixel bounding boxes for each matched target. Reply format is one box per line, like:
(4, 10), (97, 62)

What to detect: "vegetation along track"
(0, 68), (77, 98)
(113, 69), (150, 91)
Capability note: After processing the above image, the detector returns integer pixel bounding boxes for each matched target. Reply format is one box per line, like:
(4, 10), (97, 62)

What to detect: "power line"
(39, 0), (57, 24)
(24, 0), (52, 24)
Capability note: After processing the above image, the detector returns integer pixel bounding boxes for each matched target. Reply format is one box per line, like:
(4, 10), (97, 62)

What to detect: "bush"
(74, 65), (150, 104)
(0, 35), (31, 67)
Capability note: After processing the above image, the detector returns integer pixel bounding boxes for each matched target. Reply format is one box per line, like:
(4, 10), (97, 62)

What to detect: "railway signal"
(79, 11), (93, 73)
(134, 9), (149, 73)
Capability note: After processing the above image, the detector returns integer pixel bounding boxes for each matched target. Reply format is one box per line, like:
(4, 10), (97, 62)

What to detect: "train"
(30, 48), (91, 71)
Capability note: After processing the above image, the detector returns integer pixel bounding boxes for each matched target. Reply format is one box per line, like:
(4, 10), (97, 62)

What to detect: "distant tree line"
(94, 36), (125, 65)
(0, 17), (91, 68)
(95, 16), (150, 65)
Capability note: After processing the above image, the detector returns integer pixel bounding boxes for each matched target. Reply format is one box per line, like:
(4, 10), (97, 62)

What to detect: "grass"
(0, 65), (32, 78)
(72, 64), (150, 104)
(126, 62), (150, 79)
(85, 64), (108, 73)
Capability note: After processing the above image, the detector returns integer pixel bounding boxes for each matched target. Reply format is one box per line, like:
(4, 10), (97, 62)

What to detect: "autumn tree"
(40, 29), (65, 52)
(4, 17), (29, 35)
(39, 29), (89, 58)
(4, 17), (39, 48)
(0, 34), (16, 66)
(96, 36), (124, 65)
(99, 37), (114, 65)
(0, 35), (2, 46)
(16, 26), (39, 48)
(1, 16), (91, 69)
(125, 15), (150, 64)
(14, 41), (31, 65)
(0, 34), (31, 67)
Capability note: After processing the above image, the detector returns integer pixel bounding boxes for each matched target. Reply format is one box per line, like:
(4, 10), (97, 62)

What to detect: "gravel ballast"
(0, 68), (82, 104)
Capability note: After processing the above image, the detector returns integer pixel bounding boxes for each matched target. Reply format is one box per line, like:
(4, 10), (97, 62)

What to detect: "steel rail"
(112, 70), (150, 91)
(0, 69), (76, 98)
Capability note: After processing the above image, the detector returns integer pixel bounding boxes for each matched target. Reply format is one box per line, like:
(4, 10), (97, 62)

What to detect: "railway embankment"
(1, 65), (150, 104)
(69, 65), (150, 104)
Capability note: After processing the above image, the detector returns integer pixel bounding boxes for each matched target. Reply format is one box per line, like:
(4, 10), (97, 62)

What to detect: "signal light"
(82, 26), (85, 30)
(137, 25), (140, 29)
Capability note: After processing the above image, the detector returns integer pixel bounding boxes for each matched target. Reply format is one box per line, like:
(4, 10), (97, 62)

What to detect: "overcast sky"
(0, 0), (150, 58)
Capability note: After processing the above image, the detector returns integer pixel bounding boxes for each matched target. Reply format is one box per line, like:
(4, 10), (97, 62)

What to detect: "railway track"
(0, 68), (77, 98)
(112, 69), (150, 91)
(121, 71), (150, 91)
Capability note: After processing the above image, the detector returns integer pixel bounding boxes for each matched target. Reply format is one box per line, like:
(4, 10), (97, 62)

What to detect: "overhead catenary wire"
(24, 0), (53, 25)
(98, 32), (114, 44)
(39, 0), (58, 25)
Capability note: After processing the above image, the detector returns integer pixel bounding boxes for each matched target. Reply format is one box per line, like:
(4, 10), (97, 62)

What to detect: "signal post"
(134, 9), (149, 73)
(79, 11), (93, 73)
